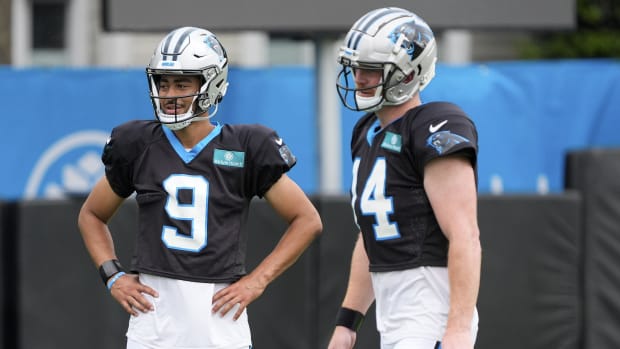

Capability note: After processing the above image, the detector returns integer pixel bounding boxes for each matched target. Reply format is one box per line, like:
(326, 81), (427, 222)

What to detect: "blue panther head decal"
(426, 131), (470, 154)
(388, 20), (434, 61)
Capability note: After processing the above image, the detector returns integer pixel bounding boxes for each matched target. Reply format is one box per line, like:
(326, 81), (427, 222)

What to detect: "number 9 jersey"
(350, 102), (478, 272)
(102, 120), (297, 283)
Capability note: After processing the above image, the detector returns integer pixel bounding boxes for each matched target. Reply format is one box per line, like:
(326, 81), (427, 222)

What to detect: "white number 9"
(161, 174), (209, 252)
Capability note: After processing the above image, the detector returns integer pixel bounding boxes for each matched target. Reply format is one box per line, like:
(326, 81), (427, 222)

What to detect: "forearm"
(446, 232), (481, 331)
(341, 233), (375, 314)
(253, 174), (323, 289)
(77, 177), (125, 267)
(247, 212), (321, 289)
(78, 207), (118, 267)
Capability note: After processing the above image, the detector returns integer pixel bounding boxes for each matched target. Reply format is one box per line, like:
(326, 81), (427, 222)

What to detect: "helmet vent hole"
(403, 73), (415, 84)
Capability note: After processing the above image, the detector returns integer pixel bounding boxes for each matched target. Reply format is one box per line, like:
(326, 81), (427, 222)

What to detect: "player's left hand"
(441, 328), (474, 349)
(211, 275), (266, 320)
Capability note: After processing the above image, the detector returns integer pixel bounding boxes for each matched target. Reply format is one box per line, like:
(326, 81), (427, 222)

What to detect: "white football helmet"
(146, 27), (229, 130)
(336, 8), (437, 112)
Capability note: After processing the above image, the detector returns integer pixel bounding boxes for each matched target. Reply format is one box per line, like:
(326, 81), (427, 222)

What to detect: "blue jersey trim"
(162, 122), (223, 164)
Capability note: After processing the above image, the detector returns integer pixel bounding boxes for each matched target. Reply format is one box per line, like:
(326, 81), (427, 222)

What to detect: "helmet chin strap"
(356, 95), (383, 112)
(161, 102), (221, 131)
(164, 120), (192, 131)
(355, 85), (385, 111)
(162, 114), (209, 131)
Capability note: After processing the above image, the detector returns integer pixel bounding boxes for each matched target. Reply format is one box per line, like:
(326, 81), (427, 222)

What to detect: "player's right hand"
(327, 326), (357, 349)
(109, 273), (159, 316)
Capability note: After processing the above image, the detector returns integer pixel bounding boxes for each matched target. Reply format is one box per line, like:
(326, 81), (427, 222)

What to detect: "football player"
(328, 8), (480, 349)
(78, 26), (322, 349)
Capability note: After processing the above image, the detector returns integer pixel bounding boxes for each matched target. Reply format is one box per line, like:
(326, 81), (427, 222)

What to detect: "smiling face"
(157, 75), (202, 115)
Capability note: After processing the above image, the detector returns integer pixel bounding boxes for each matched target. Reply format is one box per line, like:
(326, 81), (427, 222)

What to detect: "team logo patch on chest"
(381, 132), (402, 152)
(213, 149), (245, 167)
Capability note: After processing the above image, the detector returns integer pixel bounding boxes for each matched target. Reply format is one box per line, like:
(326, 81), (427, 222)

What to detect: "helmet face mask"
(336, 7), (437, 112)
(152, 74), (203, 129)
(146, 27), (229, 130)
(337, 64), (387, 112)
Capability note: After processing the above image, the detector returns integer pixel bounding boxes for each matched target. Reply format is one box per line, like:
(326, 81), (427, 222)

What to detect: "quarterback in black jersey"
(78, 27), (322, 349)
(329, 8), (480, 349)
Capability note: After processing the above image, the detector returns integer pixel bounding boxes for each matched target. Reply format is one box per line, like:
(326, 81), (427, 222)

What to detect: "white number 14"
(352, 158), (400, 240)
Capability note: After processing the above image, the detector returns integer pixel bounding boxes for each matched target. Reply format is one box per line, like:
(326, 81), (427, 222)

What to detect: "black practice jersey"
(350, 102), (478, 272)
(102, 120), (297, 283)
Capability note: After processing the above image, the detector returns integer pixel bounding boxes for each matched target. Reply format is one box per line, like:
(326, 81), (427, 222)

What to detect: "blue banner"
(343, 59), (620, 194)
(1, 60), (619, 199)
(0, 67), (315, 199)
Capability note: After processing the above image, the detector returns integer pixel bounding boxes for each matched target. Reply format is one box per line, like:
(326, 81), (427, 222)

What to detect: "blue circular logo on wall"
(24, 130), (110, 199)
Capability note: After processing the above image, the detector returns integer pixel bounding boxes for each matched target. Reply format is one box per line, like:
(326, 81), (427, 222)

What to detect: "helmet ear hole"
(403, 72), (415, 84)
(198, 97), (209, 110)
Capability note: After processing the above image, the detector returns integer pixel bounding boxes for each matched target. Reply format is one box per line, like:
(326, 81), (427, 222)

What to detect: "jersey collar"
(366, 115), (403, 146)
(163, 122), (223, 164)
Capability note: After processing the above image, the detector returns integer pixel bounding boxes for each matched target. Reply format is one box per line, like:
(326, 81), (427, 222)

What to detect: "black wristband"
(335, 307), (365, 332)
(98, 259), (124, 285)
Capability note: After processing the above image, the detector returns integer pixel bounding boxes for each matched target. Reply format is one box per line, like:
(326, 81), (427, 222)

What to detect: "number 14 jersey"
(350, 102), (478, 272)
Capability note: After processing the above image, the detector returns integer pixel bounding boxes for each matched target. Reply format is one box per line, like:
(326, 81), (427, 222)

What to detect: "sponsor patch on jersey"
(426, 131), (470, 154)
(213, 149), (245, 167)
(381, 132), (402, 152)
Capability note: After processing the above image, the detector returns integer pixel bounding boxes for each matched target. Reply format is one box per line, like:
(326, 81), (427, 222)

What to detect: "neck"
(375, 94), (422, 128)
(173, 118), (215, 149)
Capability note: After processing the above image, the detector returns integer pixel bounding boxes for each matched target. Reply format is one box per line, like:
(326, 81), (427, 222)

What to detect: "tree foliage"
(520, 0), (620, 58)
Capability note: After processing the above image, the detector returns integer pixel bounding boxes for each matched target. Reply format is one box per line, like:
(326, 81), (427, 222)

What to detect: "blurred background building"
(4, 0), (571, 68)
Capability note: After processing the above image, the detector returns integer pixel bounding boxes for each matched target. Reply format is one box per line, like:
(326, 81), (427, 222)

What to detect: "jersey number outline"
(161, 174), (209, 252)
(352, 158), (400, 240)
